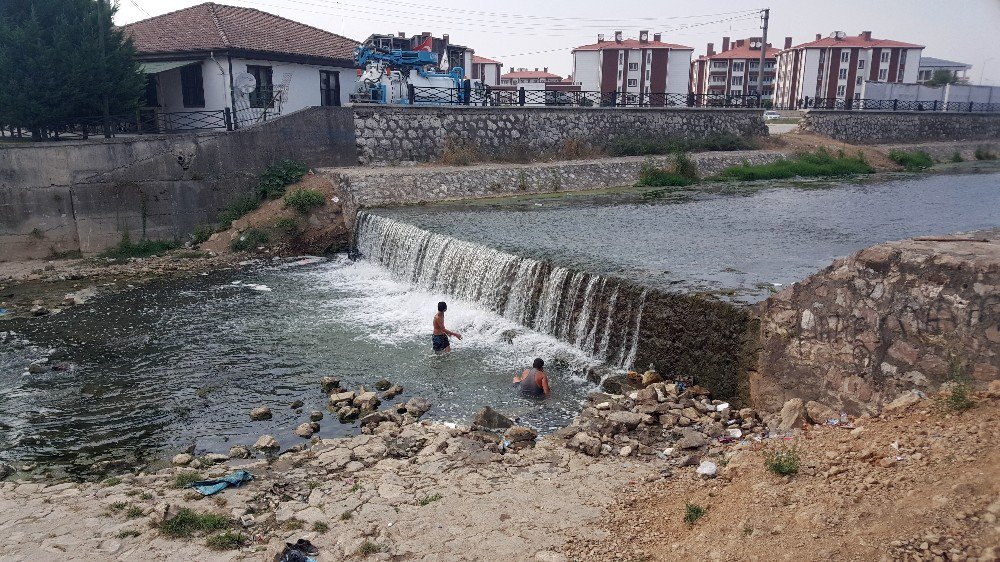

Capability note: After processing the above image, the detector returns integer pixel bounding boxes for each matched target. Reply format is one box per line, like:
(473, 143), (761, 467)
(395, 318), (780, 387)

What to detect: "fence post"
(687, 93), (695, 107)
(518, 88), (525, 107)
(932, 100), (938, 112)
(969, 101), (974, 113)
(463, 80), (471, 106)
(892, 99), (898, 111)
(224, 108), (233, 131)
(483, 85), (490, 107)
(407, 84), (416, 105)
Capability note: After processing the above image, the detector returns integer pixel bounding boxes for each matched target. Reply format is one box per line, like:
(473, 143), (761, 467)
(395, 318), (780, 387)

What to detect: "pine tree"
(0, 0), (145, 138)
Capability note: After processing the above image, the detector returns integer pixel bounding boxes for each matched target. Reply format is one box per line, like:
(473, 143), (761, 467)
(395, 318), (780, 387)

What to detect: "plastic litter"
(187, 470), (253, 496)
(696, 461), (718, 477)
(716, 402), (730, 412)
(0, 309), (7, 316)
(726, 428), (743, 438)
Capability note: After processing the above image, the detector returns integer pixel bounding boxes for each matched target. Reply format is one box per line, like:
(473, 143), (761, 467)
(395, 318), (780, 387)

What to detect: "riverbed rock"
(404, 397), (431, 418)
(885, 390), (925, 412)
(375, 379), (392, 392)
(472, 406), (513, 429)
(30, 305), (49, 316)
(386, 435), (428, 459)
(27, 362), (48, 374)
(309, 411), (324, 422)
(640, 369), (664, 388)
(338, 407), (360, 422)
(320, 377), (341, 393)
(568, 432), (602, 456)
(601, 375), (639, 395)
(504, 426), (538, 450)
(204, 453), (229, 464)
(228, 445), (251, 459)
(329, 391), (356, 406)
(0, 462), (15, 480)
(676, 429), (708, 449)
(294, 423), (314, 438)
(607, 411), (645, 430)
(360, 410), (402, 428)
(289, 399), (304, 409)
(778, 398), (807, 430)
(806, 401), (837, 424)
(249, 406), (272, 421)
(253, 434), (279, 451)
(382, 384), (404, 400)
(171, 453), (194, 466)
(354, 391), (381, 411)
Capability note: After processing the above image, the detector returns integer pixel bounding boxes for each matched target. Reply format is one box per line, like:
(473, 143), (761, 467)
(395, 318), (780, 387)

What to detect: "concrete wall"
(801, 110), (1000, 143)
(0, 107), (357, 260)
(352, 106), (769, 164)
(752, 233), (1000, 414)
(861, 82), (1000, 105)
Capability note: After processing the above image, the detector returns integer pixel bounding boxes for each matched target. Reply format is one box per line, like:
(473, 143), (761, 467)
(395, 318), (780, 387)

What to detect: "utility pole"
(97, 0), (111, 138)
(758, 8), (769, 105)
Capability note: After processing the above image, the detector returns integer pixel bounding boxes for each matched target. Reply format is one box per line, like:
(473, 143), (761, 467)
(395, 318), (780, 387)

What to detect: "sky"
(114, 0), (1000, 84)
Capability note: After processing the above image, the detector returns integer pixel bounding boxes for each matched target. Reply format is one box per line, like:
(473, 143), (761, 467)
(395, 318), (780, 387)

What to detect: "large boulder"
(354, 391), (381, 411)
(884, 390), (925, 412)
(249, 406), (272, 421)
(0, 462), (15, 481)
(805, 401), (837, 424)
(676, 429), (708, 449)
(320, 377), (341, 393)
(382, 384), (404, 400)
(253, 434), (279, 451)
(294, 423), (315, 438)
(374, 379), (392, 392)
(171, 453), (194, 466)
(601, 375), (640, 395)
(778, 398), (808, 430)
(472, 406), (513, 429)
(504, 426), (538, 450)
(228, 445), (251, 459)
(404, 397), (432, 418)
(329, 391), (356, 406)
(606, 411), (645, 430)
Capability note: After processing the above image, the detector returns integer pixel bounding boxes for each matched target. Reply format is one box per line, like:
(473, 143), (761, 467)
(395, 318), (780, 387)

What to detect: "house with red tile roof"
(773, 31), (924, 108)
(690, 37), (785, 101)
(471, 56), (503, 87)
(571, 31), (693, 101)
(500, 68), (563, 86)
(123, 3), (358, 127)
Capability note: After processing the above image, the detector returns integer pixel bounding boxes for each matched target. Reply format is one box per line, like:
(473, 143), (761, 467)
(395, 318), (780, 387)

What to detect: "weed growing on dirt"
(341, 511), (353, 521)
(109, 501), (127, 511)
(174, 472), (205, 488)
(419, 493), (443, 506)
(257, 160), (308, 199)
(230, 228), (269, 252)
(192, 225), (214, 245)
(282, 518), (304, 530)
(718, 148), (873, 180)
(611, 133), (757, 157)
(216, 196), (261, 231)
(313, 521), (330, 533)
(940, 356), (976, 413)
(889, 150), (934, 171)
(101, 234), (180, 260)
(104, 477), (122, 486)
(951, 152), (964, 163)
(206, 530), (245, 550)
(274, 216), (300, 235)
(159, 508), (230, 538)
(283, 188), (326, 215)
(683, 502), (706, 525)
(116, 529), (141, 539)
(141, 492), (154, 500)
(125, 505), (144, 519)
(763, 444), (801, 476)
(974, 147), (997, 160)
(356, 541), (383, 556)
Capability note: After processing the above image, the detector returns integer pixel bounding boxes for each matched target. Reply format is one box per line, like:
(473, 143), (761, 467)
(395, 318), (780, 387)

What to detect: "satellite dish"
(835, 31), (846, 39)
(235, 73), (257, 94)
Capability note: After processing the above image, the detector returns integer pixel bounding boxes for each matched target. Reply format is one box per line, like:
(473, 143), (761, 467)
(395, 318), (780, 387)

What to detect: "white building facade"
(572, 31), (693, 101)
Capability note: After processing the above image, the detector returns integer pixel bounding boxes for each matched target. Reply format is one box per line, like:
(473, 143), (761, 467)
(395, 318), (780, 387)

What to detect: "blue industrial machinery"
(351, 46), (470, 104)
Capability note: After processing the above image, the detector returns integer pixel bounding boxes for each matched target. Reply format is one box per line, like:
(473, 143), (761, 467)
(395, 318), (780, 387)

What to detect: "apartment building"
(690, 37), (784, 99)
(773, 31), (924, 108)
(571, 31), (693, 98)
(471, 56), (503, 86)
(500, 68), (563, 86)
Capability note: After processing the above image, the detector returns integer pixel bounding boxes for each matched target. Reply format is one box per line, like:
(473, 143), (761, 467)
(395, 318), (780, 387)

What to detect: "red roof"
(472, 55), (502, 65)
(790, 33), (923, 50)
(573, 38), (693, 52)
(501, 70), (562, 80)
(706, 44), (780, 60)
(123, 3), (358, 62)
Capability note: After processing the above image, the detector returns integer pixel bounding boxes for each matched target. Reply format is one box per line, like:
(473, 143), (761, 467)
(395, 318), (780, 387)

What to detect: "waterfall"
(354, 212), (648, 370)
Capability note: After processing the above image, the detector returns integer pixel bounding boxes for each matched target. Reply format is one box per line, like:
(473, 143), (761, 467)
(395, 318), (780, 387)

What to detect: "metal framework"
(27, 109), (233, 140)
(797, 97), (1000, 113)
(409, 86), (764, 108)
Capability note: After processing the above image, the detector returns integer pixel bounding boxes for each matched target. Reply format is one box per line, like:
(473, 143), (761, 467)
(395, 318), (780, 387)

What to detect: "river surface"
(379, 170), (1000, 301)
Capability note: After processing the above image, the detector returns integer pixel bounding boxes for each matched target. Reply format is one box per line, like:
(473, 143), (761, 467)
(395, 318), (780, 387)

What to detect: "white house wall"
(230, 57), (354, 110)
(666, 50), (692, 95)
(573, 51), (600, 90)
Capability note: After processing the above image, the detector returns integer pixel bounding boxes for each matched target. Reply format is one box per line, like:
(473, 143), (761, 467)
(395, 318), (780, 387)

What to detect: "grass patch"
(192, 225), (214, 245)
(611, 133), (757, 157)
(418, 493), (443, 506)
(683, 502), (707, 525)
(104, 476), (122, 486)
(341, 510), (353, 521)
(356, 541), (383, 556)
(636, 152), (700, 190)
(206, 530), (245, 550)
(939, 356), (976, 413)
(350, 483), (361, 493)
(282, 518), (305, 530)
(718, 148), (874, 181)
(975, 147), (998, 161)
(172, 251), (207, 260)
(174, 472), (205, 488)
(763, 444), (801, 476)
(951, 152), (964, 163)
(274, 216), (300, 235)
(889, 150), (934, 171)
(159, 508), (230, 538)
(125, 505), (145, 518)
(100, 234), (180, 260)
(116, 529), (141, 539)
(216, 196), (261, 231)
(312, 521), (330, 533)
(257, 160), (308, 199)
(141, 492), (154, 500)
(109, 501), (127, 511)
(283, 188), (326, 215)
(230, 228), (269, 252)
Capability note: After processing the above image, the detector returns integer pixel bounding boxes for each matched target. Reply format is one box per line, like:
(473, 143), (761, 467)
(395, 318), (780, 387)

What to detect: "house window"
(840, 51), (849, 63)
(733, 62), (744, 72)
(854, 92), (861, 100)
(856, 76), (863, 86)
(627, 78), (637, 87)
(858, 59), (865, 69)
(645, 70), (650, 80)
(900, 51), (907, 63)
(898, 68), (905, 82)
(617, 70), (622, 79)
(628, 62), (639, 71)
(247, 65), (274, 108)
(619, 52), (624, 64)
(880, 51), (890, 63)
(837, 85), (846, 96)
(839, 68), (848, 80)
(646, 52), (651, 63)
(878, 68), (888, 81)
(732, 76), (744, 86)
(320, 70), (340, 107)
(180, 64), (205, 108)
(143, 75), (160, 107)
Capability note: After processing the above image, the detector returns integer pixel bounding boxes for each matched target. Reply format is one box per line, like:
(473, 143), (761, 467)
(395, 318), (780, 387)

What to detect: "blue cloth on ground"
(186, 469), (253, 496)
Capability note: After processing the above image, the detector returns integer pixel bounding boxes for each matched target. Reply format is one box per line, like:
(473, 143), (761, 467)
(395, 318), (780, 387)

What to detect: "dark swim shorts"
(432, 334), (450, 351)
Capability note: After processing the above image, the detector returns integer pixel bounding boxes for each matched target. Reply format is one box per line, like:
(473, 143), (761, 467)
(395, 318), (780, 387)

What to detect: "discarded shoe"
(292, 539), (320, 556)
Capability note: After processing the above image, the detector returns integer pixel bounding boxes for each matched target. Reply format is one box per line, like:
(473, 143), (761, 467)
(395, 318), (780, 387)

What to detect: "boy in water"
(432, 301), (462, 354)
(513, 358), (551, 398)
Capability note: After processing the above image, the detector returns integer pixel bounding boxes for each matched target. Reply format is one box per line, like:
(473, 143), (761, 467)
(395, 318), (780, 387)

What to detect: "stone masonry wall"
(801, 110), (1000, 144)
(752, 232), (1000, 415)
(353, 106), (769, 165)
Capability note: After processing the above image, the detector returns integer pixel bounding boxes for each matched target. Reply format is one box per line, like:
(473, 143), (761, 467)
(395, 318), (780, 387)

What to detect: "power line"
(127, 0), (151, 17)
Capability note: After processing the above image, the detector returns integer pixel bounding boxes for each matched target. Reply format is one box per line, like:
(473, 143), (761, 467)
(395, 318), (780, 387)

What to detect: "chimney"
(543, 67), (548, 73)
(707, 42), (715, 56)
(653, 33), (661, 42)
(816, 33), (822, 41)
(442, 34), (449, 43)
(639, 30), (649, 44)
(534, 67), (539, 72)
(614, 30), (623, 43)
(598, 33), (605, 42)
(722, 37), (730, 51)
(422, 31), (430, 38)
(397, 31), (405, 38)
(784, 36), (793, 49)
(861, 30), (872, 41)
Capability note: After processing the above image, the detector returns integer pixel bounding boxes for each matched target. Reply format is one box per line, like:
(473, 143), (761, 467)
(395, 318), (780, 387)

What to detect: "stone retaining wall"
(353, 106), (769, 165)
(752, 232), (1000, 414)
(801, 110), (1000, 144)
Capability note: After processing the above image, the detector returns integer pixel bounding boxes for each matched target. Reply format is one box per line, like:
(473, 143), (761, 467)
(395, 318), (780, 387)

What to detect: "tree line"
(0, 0), (145, 138)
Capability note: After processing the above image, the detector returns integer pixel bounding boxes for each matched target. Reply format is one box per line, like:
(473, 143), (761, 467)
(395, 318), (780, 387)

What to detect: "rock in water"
(404, 397), (431, 417)
(320, 376), (341, 393)
(337, 407), (360, 422)
(228, 445), (251, 459)
(381, 384), (404, 400)
(27, 362), (48, 374)
(472, 406), (513, 429)
(253, 434), (279, 451)
(309, 411), (324, 422)
(0, 462), (15, 481)
(374, 379), (392, 392)
(204, 453), (229, 464)
(329, 391), (355, 406)
(805, 401), (837, 424)
(778, 398), (807, 430)
(249, 406), (272, 421)
(171, 453), (194, 466)
(289, 399), (304, 409)
(294, 423), (314, 438)
(504, 426), (538, 450)
(354, 391), (381, 411)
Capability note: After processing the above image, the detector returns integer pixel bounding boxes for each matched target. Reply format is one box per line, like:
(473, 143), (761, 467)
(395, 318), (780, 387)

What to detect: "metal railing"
(410, 85), (763, 108)
(21, 109), (233, 140)
(799, 97), (1000, 113)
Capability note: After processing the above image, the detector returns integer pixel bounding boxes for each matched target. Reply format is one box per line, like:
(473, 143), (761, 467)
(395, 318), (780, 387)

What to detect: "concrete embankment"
(801, 110), (1000, 144)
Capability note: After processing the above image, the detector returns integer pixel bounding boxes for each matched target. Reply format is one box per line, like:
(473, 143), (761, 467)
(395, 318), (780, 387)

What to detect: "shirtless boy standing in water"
(432, 302), (462, 354)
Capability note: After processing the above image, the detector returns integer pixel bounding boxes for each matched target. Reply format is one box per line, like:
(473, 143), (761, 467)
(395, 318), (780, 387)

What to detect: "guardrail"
(7, 109), (233, 140)
(800, 97), (1000, 113)
(409, 85), (763, 108)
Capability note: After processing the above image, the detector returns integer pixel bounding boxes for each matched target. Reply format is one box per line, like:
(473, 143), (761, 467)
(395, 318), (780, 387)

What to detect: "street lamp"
(981, 57), (995, 86)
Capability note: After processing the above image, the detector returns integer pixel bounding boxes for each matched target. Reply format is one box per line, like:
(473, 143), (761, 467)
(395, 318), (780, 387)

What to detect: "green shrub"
(610, 133), (757, 157)
(940, 355), (976, 412)
(125, 505), (145, 518)
(192, 225), (214, 244)
(101, 233), (180, 260)
(174, 472), (205, 488)
(718, 148), (874, 181)
(216, 195), (261, 231)
(257, 160), (308, 199)
(356, 541), (383, 556)
(763, 444), (801, 476)
(636, 165), (695, 188)
(230, 229), (269, 252)
(419, 493), (443, 506)
(312, 521), (330, 533)
(975, 147), (998, 161)
(683, 502), (706, 525)
(889, 150), (934, 171)
(951, 152), (964, 163)
(159, 508), (230, 538)
(274, 216), (300, 235)
(206, 530), (245, 550)
(104, 477), (122, 486)
(673, 152), (699, 180)
(283, 189), (326, 215)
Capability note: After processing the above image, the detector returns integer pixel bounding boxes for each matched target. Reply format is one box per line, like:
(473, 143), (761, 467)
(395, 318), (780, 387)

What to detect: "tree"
(925, 69), (959, 87)
(0, 0), (145, 137)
